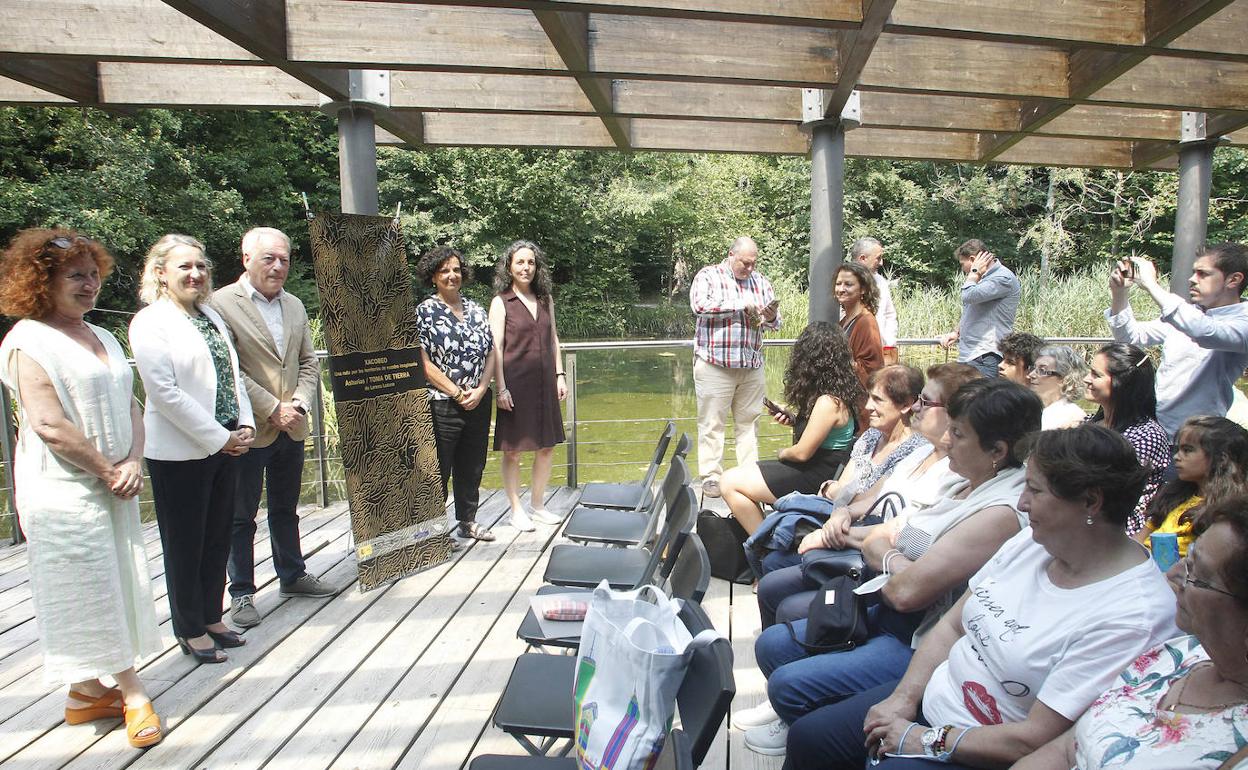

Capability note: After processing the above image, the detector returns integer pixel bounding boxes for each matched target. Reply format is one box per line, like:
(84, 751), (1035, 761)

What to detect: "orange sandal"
(64, 688), (123, 724)
(124, 702), (162, 749)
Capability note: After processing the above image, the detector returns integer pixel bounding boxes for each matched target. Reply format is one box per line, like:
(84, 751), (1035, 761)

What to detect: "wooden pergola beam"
(0, 58), (100, 104)
(534, 10), (631, 148)
(339, 0), (863, 26)
(978, 0), (1237, 162)
(819, 0), (897, 119)
(0, 74), (74, 104)
(160, 0), (350, 100)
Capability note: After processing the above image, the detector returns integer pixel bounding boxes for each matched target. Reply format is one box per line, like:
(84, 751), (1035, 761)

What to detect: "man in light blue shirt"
(1106, 242), (1248, 439)
(939, 239), (1022, 378)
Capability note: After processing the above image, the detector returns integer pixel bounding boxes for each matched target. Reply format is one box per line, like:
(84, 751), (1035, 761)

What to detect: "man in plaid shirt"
(689, 236), (781, 497)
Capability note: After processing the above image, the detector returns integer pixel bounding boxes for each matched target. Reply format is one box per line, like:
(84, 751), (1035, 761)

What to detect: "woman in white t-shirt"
(1029, 345), (1088, 429)
(784, 423), (1178, 769)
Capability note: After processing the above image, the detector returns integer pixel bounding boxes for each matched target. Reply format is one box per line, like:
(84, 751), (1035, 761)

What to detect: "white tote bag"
(573, 581), (719, 770)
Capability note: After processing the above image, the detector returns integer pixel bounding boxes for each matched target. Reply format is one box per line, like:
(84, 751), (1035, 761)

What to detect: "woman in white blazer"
(129, 234), (255, 665)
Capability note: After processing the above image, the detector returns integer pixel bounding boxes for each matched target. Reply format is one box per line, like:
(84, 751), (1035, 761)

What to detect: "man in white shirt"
(852, 237), (897, 354)
(212, 227), (336, 628)
(1107, 242), (1248, 439)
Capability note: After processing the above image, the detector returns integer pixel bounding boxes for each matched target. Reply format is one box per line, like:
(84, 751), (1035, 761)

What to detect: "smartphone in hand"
(763, 397), (794, 422)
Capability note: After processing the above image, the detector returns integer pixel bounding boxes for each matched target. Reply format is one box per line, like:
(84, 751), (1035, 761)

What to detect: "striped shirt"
(689, 260), (779, 369)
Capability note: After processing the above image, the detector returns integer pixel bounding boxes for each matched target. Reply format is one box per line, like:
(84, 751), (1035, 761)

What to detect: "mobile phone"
(763, 397), (794, 421)
(764, 298), (780, 312)
(1117, 257), (1137, 279)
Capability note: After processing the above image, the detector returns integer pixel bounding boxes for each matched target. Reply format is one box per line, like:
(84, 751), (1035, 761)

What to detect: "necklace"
(1169, 662), (1248, 712)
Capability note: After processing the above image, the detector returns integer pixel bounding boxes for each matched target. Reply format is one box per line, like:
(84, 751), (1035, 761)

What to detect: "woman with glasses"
(1017, 496), (1248, 770)
(737, 379), (1041, 757)
(1084, 342), (1169, 534)
(792, 424), (1177, 770)
(1027, 345), (1088, 429)
(130, 235), (255, 668)
(0, 229), (162, 748)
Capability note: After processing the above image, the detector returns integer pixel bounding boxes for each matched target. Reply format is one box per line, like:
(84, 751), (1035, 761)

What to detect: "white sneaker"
(732, 699), (779, 731)
(509, 508), (536, 532)
(743, 719), (788, 756)
(530, 508), (564, 526)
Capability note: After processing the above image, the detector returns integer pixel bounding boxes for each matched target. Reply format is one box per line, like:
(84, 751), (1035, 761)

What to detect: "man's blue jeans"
(228, 432), (307, 597)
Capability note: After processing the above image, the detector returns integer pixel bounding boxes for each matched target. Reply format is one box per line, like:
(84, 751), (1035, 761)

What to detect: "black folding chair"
(517, 531), (711, 652)
(543, 467), (694, 589)
(577, 421), (676, 511)
(561, 434), (691, 547)
(489, 597), (734, 760)
(468, 728), (692, 770)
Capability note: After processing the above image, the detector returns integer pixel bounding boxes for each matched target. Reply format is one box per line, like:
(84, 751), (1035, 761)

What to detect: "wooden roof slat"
(286, 1), (567, 71)
(0, 58), (100, 104)
(588, 13), (839, 84)
(994, 135), (1135, 168)
(860, 34), (1069, 99)
(535, 10), (632, 148)
(0, 74), (74, 104)
(1167, 0), (1248, 56)
(629, 118), (807, 153)
(1091, 55), (1248, 111)
(889, 0), (1145, 46)
(98, 62), (320, 107)
(857, 92), (1021, 133)
(612, 80), (799, 121)
(422, 112), (615, 147)
(390, 71), (594, 112)
(1036, 104), (1181, 141)
(342, 0), (863, 25)
(1, 0), (258, 62)
(844, 127), (980, 161)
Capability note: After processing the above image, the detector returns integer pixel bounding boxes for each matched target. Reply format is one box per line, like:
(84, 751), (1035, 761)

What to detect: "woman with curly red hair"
(0, 228), (162, 748)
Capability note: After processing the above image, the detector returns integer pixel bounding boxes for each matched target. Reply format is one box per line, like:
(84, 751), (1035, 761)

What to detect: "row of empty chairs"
(472, 427), (735, 770)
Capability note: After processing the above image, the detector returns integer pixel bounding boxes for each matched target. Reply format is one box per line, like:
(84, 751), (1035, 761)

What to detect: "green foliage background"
(2, 106), (1246, 340)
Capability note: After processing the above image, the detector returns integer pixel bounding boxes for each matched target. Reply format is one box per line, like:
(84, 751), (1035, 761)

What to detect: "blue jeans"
(755, 605), (921, 725)
(784, 682), (976, 770)
(228, 432), (307, 597)
(757, 563), (815, 628)
(967, 352), (1002, 379)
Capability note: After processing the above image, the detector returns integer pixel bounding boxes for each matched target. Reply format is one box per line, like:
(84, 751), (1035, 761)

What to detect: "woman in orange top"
(834, 261), (884, 389)
(1137, 415), (1248, 556)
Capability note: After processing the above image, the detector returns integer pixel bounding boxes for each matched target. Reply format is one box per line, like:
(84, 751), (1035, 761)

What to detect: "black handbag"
(695, 510), (753, 584)
(785, 575), (870, 653)
(797, 491), (905, 584)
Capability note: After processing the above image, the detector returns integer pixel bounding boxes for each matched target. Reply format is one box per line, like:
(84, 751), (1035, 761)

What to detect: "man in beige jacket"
(213, 227), (335, 629)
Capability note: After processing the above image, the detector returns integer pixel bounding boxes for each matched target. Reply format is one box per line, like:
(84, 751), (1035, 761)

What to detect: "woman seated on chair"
(734, 379), (1042, 757)
(1016, 496), (1248, 770)
(720, 322), (866, 535)
(743, 364), (934, 577)
(785, 424), (1178, 770)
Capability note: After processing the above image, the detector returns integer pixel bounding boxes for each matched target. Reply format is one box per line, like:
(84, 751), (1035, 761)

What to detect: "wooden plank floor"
(0, 490), (782, 770)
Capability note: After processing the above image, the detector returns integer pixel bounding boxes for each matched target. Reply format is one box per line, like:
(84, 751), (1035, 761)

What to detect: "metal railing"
(0, 336), (1116, 545)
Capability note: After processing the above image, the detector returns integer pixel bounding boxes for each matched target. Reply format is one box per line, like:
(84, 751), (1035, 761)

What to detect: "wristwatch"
(293, 403), (307, 415)
(970, 268), (980, 274)
(921, 727), (940, 757)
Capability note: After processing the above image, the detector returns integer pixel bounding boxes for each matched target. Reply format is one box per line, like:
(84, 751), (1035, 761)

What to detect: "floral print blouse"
(1073, 635), (1248, 770)
(188, 312), (239, 426)
(417, 296), (493, 400)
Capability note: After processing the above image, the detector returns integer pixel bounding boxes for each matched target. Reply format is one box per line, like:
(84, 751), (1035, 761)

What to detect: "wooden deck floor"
(0, 489), (782, 770)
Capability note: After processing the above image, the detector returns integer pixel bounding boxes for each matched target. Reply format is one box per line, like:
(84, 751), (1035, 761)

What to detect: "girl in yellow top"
(1136, 415), (1248, 556)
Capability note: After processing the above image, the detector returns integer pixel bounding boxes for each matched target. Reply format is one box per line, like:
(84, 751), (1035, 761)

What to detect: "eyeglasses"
(1029, 365), (1059, 378)
(1180, 556), (1238, 599)
(45, 235), (91, 251)
(914, 394), (944, 411)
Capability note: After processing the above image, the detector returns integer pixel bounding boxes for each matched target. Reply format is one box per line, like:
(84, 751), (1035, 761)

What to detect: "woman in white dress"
(0, 228), (162, 748)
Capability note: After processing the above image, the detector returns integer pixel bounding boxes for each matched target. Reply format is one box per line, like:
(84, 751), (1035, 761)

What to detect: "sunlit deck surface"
(0, 488), (778, 770)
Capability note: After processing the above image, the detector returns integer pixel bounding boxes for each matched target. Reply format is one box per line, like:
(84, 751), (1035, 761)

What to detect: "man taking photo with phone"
(939, 239), (1022, 378)
(690, 236), (780, 497)
(1107, 242), (1248, 439)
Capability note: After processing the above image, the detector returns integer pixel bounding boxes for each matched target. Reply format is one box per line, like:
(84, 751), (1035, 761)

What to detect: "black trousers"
(148, 451), (238, 639)
(228, 432), (307, 598)
(430, 393), (492, 523)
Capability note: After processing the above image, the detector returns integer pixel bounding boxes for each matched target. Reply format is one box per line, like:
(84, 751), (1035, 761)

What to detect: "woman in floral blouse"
(416, 246), (497, 542)
(1017, 496), (1248, 770)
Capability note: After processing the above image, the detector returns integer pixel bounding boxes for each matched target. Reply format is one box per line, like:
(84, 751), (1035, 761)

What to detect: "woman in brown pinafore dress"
(489, 240), (567, 531)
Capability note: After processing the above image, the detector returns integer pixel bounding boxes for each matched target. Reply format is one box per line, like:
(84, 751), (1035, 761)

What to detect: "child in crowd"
(1137, 415), (1248, 556)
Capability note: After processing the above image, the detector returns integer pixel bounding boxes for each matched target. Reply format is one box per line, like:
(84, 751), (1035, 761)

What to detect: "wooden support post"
(1171, 112), (1218, 295)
